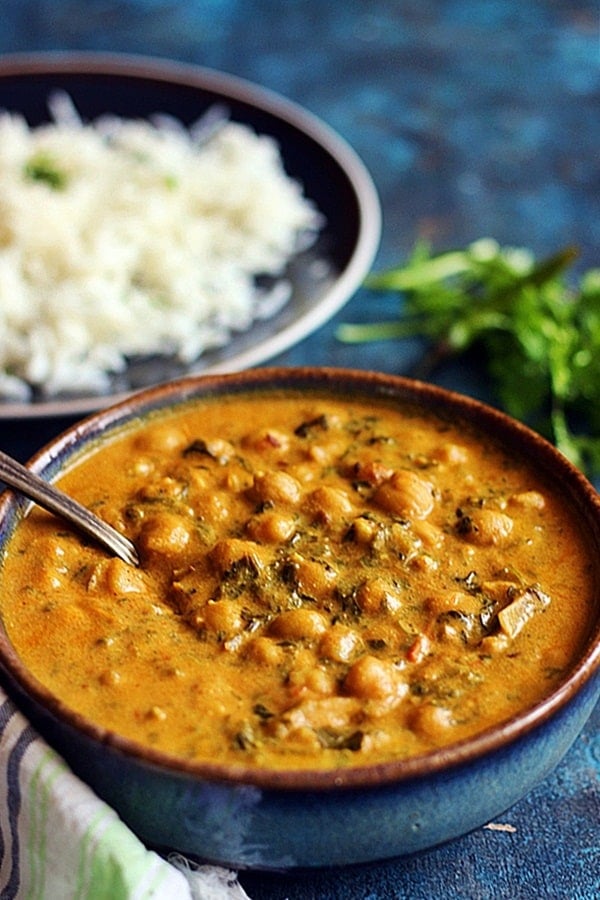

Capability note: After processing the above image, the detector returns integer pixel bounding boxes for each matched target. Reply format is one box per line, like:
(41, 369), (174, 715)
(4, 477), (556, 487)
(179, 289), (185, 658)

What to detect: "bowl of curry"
(0, 366), (598, 869)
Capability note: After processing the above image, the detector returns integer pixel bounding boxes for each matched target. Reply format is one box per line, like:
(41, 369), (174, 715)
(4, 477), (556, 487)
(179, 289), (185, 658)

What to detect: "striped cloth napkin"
(0, 685), (250, 900)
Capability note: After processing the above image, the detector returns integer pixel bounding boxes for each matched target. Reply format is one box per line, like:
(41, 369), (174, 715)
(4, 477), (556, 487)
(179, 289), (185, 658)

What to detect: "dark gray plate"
(0, 52), (381, 418)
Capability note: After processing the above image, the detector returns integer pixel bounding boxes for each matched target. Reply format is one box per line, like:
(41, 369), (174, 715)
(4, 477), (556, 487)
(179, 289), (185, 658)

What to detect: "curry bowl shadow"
(0, 367), (598, 870)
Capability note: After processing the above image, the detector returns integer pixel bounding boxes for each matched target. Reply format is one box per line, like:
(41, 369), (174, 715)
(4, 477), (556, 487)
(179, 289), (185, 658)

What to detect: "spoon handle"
(0, 450), (139, 567)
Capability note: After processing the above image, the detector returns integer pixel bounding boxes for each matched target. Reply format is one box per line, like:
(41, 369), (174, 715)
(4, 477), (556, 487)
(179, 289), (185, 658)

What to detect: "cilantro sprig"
(337, 238), (600, 477)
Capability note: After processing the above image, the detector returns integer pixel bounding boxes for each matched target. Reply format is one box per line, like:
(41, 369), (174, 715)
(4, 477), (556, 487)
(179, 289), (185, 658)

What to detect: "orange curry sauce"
(0, 392), (594, 769)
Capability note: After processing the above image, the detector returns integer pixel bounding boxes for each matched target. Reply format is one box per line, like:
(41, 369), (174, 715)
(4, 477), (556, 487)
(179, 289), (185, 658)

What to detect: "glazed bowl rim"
(0, 366), (599, 792)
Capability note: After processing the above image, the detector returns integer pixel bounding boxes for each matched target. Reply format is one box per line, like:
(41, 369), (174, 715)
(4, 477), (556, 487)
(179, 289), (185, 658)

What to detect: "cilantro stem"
(365, 250), (471, 291)
(336, 320), (419, 343)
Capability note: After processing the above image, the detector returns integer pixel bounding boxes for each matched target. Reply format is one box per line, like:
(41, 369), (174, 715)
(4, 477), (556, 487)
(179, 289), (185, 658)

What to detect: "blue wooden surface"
(0, 2), (598, 897)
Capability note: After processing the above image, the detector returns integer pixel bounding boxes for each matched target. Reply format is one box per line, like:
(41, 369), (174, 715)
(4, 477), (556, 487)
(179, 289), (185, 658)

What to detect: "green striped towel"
(0, 686), (250, 899)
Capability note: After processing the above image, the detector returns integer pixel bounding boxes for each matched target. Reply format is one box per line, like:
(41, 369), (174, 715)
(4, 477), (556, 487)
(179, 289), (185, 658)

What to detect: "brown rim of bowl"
(0, 367), (599, 791)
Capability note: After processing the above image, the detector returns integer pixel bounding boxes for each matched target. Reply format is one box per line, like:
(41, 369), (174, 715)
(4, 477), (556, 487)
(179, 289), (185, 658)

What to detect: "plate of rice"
(0, 52), (380, 418)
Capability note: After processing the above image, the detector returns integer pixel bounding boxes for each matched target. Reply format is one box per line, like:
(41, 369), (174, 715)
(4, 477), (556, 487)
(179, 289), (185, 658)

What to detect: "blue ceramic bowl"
(0, 368), (599, 869)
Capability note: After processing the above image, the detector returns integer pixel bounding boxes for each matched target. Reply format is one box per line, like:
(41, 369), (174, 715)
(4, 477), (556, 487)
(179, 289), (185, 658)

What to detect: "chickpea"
(344, 655), (402, 701)
(276, 724), (322, 751)
(286, 647), (319, 689)
(133, 424), (186, 453)
(246, 510), (297, 544)
(480, 580), (515, 604)
(462, 509), (514, 546)
(347, 515), (379, 545)
(89, 558), (148, 596)
(287, 463), (318, 486)
(224, 467), (254, 493)
(410, 554), (438, 573)
(194, 491), (233, 525)
(249, 471), (302, 506)
(431, 443), (468, 465)
(386, 521), (422, 559)
(303, 666), (337, 695)
(319, 623), (362, 663)
(281, 696), (359, 732)
(208, 538), (267, 576)
(425, 590), (481, 617)
(244, 636), (286, 667)
(412, 519), (444, 550)
(355, 577), (402, 614)
(509, 490), (546, 510)
(187, 468), (211, 493)
(306, 438), (346, 465)
(194, 437), (234, 464)
(28, 537), (69, 590)
(138, 475), (186, 503)
(270, 607), (328, 642)
(138, 512), (192, 560)
(292, 556), (337, 600)
(374, 470), (435, 520)
(409, 703), (455, 741)
(200, 601), (244, 637)
(479, 633), (510, 655)
(305, 444), (331, 465)
(308, 485), (355, 527)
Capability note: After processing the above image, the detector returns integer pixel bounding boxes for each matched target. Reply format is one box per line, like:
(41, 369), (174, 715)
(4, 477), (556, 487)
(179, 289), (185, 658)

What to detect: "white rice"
(0, 92), (322, 401)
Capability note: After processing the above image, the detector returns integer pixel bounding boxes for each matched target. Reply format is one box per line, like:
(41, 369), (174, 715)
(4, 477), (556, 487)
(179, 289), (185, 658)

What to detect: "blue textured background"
(0, 2), (598, 898)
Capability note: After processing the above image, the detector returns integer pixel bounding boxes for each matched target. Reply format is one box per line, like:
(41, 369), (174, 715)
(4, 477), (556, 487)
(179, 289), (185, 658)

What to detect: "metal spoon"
(0, 449), (139, 567)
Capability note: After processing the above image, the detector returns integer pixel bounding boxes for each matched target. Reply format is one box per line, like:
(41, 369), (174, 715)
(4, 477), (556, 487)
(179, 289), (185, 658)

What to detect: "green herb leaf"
(24, 152), (68, 190)
(253, 703), (274, 720)
(315, 728), (364, 751)
(337, 238), (600, 477)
